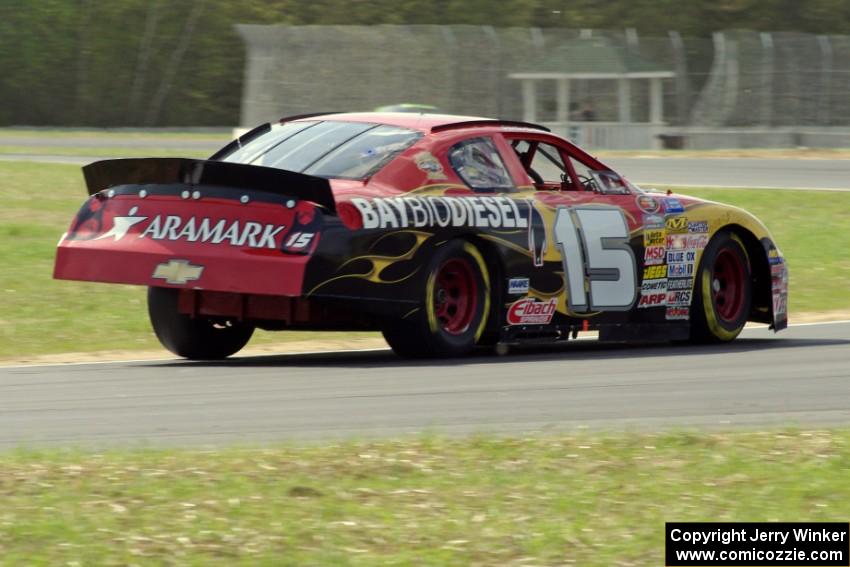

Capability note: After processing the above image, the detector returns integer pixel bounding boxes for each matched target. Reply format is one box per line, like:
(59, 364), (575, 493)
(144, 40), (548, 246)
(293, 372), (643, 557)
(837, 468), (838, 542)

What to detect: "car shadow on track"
(152, 336), (850, 369)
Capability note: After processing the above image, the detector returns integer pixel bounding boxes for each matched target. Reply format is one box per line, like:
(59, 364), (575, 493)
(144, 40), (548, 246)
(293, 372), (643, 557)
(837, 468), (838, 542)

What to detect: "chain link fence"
(238, 25), (850, 133)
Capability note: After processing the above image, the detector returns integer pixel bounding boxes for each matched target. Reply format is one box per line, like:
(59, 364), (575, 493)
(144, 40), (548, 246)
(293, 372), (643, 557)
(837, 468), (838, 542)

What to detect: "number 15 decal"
(553, 207), (637, 312)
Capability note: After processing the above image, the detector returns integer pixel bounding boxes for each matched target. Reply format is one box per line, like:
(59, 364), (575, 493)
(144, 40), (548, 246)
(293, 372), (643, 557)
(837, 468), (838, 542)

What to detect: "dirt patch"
(3, 310), (848, 367)
(788, 309), (850, 323)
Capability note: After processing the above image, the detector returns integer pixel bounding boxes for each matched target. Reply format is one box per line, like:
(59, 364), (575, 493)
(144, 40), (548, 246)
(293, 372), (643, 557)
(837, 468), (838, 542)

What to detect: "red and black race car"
(54, 112), (788, 358)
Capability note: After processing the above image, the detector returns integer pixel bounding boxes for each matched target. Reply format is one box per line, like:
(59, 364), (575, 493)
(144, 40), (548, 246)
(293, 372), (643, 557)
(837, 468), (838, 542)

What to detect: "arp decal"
(507, 297), (558, 325)
(638, 278), (668, 308)
(349, 196), (529, 230)
(638, 292), (666, 308)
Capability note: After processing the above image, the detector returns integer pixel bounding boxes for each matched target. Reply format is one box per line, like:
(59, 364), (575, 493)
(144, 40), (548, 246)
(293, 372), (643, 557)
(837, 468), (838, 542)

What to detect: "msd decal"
(507, 297), (558, 325)
(349, 196), (529, 230)
(644, 245), (665, 265)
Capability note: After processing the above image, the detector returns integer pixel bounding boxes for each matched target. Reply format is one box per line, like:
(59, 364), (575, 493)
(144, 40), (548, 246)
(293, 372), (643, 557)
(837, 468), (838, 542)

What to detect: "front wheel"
(690, 232), (752, 342)
(382, 240), (490, 358)
(147, 287), (254, 359)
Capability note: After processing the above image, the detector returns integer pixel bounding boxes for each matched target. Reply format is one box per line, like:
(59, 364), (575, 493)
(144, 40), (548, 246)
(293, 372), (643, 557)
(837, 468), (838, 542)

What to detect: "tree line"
(2, 0), (848, 127)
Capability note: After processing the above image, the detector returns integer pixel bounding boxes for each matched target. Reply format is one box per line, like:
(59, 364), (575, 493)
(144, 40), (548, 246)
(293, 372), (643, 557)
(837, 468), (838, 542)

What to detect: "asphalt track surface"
(2, 321), (848, 448)
(3, 151), (849, 190)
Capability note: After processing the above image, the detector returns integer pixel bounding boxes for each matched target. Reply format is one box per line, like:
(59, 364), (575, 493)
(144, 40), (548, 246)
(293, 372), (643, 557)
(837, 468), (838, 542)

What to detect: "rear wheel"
(147, 287), (254, 359)
(690, 232), (752, 342)
(382, 240), (490, 358)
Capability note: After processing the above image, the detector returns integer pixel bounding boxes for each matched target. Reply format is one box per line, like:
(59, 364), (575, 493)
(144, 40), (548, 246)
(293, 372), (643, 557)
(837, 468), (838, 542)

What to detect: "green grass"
(0, 128), (231, 141)
(0, 146), (212, 158)
(0, 430), (848, 565)
(671, 188), (850, 316)
(0, 160), (847, 358)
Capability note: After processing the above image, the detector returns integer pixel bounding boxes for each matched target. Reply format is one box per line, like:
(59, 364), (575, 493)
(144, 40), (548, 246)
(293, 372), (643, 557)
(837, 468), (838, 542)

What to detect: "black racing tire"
(147, 287), (254, 359)
(690, 231), (752, 343)
(382, 240), (490, 358)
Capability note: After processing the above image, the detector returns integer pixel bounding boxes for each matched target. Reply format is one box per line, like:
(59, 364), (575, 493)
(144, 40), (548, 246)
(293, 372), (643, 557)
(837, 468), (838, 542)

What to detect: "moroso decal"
(349, 196), (529, 230)
(507, 297), (557, 325)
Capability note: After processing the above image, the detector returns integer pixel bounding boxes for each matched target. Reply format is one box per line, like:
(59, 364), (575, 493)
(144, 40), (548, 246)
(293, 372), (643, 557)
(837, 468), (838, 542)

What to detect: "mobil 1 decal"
(554, 206), (637, 312)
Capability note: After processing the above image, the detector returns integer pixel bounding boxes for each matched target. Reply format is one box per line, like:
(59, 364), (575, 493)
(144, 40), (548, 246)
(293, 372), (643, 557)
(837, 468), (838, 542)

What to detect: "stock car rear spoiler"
(82, 158), (336, 212)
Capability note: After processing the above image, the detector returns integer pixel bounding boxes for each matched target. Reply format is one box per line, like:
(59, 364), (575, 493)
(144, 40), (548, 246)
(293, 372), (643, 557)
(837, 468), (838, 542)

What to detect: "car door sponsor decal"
(349, 196), (529, 230)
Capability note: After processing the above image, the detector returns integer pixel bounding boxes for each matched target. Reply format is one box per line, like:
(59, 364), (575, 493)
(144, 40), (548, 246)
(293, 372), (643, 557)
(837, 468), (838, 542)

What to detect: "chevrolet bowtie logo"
(152, 260), (204, 285)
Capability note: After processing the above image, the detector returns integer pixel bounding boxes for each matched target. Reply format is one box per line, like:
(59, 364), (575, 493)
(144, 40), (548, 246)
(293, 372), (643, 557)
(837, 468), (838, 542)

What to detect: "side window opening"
(448, 137), (514, 192)
(511, 139), (575, 190)
(569, 156), (630, 194)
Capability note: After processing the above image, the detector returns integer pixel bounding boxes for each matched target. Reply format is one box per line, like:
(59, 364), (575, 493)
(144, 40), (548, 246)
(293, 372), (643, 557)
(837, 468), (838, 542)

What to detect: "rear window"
(219, 120), (421, 179)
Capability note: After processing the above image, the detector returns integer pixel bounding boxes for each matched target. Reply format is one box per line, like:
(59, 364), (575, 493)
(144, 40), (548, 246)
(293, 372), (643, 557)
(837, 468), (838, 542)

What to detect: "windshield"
(219, 120), (421, 179)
